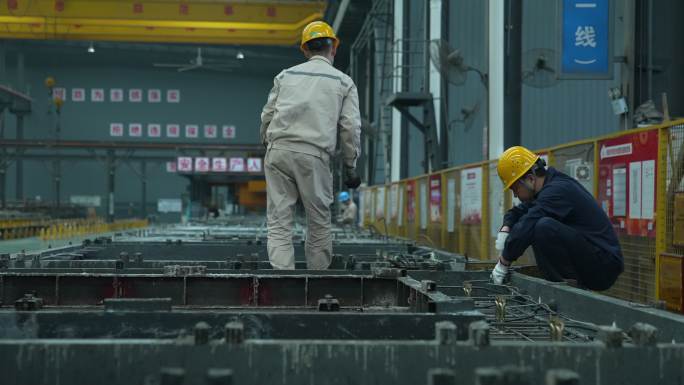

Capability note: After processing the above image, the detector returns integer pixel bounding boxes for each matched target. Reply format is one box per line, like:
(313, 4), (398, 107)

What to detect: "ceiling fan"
(153, 47), (240, 72)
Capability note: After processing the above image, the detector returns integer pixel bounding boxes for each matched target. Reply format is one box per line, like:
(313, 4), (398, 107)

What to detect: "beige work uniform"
(260, 55), (361, 269)
(340, 201), (358, 225)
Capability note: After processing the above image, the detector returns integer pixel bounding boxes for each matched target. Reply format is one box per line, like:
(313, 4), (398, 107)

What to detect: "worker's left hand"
(344, 166), (361, 189)
(490, 258), (510, 285)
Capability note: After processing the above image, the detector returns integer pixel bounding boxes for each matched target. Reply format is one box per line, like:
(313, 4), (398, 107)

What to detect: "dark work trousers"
(531, 217), (623, 291)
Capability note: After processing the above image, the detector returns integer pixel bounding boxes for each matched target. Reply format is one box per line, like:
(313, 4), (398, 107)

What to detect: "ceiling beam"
(0, 0), (327, 46)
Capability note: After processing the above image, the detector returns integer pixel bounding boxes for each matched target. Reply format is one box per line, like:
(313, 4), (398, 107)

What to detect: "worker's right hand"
(490, 259), (510, 285)
(495, 231), (509, 252)
(344, 166), (361, 189)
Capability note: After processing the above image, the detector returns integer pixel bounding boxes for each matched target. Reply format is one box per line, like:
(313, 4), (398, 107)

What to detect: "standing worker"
(490, 146), (623, 290)
(337, 191), (358, 227)
(260, 21), (362, 270)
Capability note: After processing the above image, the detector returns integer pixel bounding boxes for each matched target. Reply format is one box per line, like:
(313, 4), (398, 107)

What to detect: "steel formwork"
(1, 339), (682, 385)
(1, 224), (684, 384)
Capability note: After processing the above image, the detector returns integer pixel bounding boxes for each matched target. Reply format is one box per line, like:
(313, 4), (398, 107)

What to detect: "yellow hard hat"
(497, 146), (540, 190)
(300, 21), (339, 51)
(44, 76), (55, 88)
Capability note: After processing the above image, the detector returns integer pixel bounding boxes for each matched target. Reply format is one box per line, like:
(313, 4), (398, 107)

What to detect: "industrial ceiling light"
(87, 42), (95, 53)
(236, 51), (244, 60)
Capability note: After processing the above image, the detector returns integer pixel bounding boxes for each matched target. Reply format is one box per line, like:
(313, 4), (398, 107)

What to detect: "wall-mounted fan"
(522, 48), (560, 88)
(429, 39), (487, 86)
(448, 100), (481, 132)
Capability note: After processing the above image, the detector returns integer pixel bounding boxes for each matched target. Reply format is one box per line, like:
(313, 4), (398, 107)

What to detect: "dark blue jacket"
(501, 167), (623, 263)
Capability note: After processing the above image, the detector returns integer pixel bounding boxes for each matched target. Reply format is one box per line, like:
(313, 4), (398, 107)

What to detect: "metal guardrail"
(360, 119), (684, 311)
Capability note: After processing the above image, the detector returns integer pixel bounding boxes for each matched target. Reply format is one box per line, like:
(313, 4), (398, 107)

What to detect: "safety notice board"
(406, 180), (416, 223)
(429, 175), (442, 223)
(597, 129), (658, 237)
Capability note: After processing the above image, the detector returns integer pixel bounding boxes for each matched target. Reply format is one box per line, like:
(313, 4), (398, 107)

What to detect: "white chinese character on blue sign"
(574, 26), (597, 48)
(562, 0), (609, 76)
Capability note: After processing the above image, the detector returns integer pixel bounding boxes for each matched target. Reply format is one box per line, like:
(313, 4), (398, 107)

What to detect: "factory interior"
(1, 0), (684, 384)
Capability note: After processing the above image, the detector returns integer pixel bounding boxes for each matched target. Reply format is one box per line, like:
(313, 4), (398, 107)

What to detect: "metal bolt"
(469, 320), (490, 347)
(549, 316), (565, 342)
(500, 365), (532, 385)
(597, 325), (623, 348)
(463, 281), (473, 297)
(224, 321), (244, 344)
(194, 321), (211, 345)
(629, 323), (658, 347)
(421, 280), (437, 292)
(318, 294), (340, 311)
(159, 367), (185, 385)
(434, 321), (457, 345)
(427, 368), (456, 385)
(477, 366), (532, 385)
(15, 292), (43, 311)
(545, 369), (580, 385)
(207, 368), (233, 385)
(495, 295), (506, 322)
(475, 367), (502, 385)
(14, 254), (25, 268)
(119, 252), (129, 263)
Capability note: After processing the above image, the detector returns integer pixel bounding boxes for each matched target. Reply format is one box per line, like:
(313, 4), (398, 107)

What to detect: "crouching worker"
(337, 191), (357, 227)
(491, 146), (623, 290)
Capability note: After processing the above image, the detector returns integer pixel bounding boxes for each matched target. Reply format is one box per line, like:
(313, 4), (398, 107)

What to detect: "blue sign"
(561, 0), (610, 76)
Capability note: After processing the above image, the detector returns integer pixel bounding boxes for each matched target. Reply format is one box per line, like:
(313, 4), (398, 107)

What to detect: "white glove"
(495, 231), (509, 252)
(491, 260), (510, 285)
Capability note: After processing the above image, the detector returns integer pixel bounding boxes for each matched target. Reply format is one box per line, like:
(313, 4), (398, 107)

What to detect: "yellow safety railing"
(360, 119), (684, 311)
(0, 217), (49, 240)
(37, 218), (149, 241)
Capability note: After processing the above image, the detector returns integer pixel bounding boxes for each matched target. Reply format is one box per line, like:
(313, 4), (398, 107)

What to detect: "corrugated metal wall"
(408, 0), (627, 166)
(520, 0), (621, 150)
(358, 0), (634, 172)
(446, 0), (488, 166)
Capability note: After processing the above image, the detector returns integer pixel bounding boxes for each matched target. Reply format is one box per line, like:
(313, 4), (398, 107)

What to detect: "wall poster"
(597, 129), (658, 237)
(429, 175), (442, 223)
(460, 166), (482, 224)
